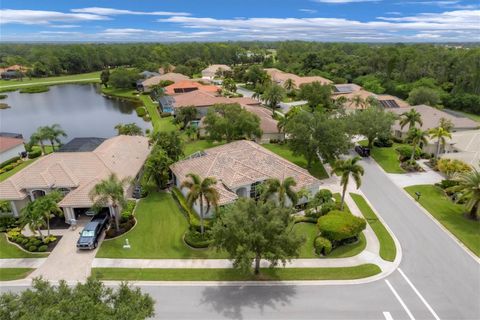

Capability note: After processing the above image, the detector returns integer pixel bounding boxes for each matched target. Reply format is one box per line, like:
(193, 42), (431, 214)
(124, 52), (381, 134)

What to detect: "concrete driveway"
(27, 216), (103, 281)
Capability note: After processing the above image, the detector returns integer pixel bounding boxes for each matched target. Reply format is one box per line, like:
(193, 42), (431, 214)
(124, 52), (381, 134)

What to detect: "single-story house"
(332, 85), (410, 110)
(242, 105), (285, 143)
(264, 68), (332, 88)
(170, 140), (321, 216)
(138, 72), (190, 91)
(389, 105), (479, 139)
(0, 135), (150, 221)
(0, 136), (25, 163)
(424, 129), (479, 170)
(166, 90), (260, 117)
(201, 64), (232, 80)
(164, 80), (219, 95)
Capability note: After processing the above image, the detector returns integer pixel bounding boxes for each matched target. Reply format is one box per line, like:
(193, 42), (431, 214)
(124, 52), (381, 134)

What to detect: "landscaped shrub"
(135, 106), (146, 117)
(2, 164), (16, 172)
(0, 156), (20, 169)
(437, 158), (472, 179)
(317, 210), (366, 242)
(0, 214), (17, 232)
(314, 236), (332, 256)
(27, 245), (38, 252)
(43, 235), (57, 244)
(184, 229), (213, 248)
(121, 200), (136, 221)
(435, 179), (459, 190)
(293, 216), (318, 224)
(171, 187), (211, 230)
(6, 227), (22, 239)
(374, 136), (393, 148)
(395, 145), (421, 161)
(401, 159), (421, 172)
(320, 202), (336, 216)
(37, 245), (48, 252)
(28, 149), (42, 159)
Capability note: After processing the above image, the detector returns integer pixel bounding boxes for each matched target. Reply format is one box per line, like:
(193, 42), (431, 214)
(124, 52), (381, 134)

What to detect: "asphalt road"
(1, 157), (479, 319)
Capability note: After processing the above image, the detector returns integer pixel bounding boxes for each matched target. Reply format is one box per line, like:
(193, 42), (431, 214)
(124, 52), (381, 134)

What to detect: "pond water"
(0, 84), (151, 141)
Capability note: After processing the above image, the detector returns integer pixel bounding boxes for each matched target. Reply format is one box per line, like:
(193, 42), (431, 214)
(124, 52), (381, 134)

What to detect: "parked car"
(76, 213), (108, 250)
(355, 145), (370, 157)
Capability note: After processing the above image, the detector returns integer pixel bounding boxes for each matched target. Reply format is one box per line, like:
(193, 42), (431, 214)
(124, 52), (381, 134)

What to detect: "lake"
(0, 84), (151, 141)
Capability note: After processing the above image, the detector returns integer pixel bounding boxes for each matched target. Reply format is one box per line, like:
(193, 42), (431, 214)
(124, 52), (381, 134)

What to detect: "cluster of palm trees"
(20, 191), (62, 241)
(29, 124), (67, 154)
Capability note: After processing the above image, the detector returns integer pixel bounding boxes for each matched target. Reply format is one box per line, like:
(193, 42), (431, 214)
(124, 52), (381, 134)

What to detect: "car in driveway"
(76, 213), (108, 250)
(355, 145), (370, 157)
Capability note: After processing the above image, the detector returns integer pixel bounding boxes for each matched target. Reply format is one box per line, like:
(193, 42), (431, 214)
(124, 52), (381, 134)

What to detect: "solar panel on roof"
(379, 100), (400, 108)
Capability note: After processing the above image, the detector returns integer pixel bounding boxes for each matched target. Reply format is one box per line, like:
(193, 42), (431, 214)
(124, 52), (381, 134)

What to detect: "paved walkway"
(0, 258), (46, 268)
(387, 161), (444, 188)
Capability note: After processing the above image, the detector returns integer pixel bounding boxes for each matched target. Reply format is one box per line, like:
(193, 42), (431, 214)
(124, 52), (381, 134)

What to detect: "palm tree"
(400, 109), (423, 130)
(277, 116), (288, 133)
(262, 84), (285, 116)
(261, 177), (298, 207)
(407, 128), (428, 162)
(331, 156), (364, 211)
(350, 95), (365, 110)
(429, 126), (452, 159)
(34, 191), (62, 237)
(366, 96), (380, 108)
(181, 173), (219, 235)
(451, 168), (480, 220)
(20, 202), (46, 242)
(44, 124), (67, 151)
(89, 173), (131, 232)
(29, 127), (49, 154)
(283, 78), (295, 92)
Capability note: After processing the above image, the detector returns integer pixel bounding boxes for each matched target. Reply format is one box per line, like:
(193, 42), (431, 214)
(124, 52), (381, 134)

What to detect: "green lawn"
(92, 264), (381, 281)
(0, 234), (48, 259)
(96, 192), (227, 259)
(184, 139), (226, 157)
(405, 185), (480, 257)
(359, 141), (405, 174)
(101, 87), (140, 100)
(350, 193), (397, 261)
(0, 268), (34, 281)
(0, 72), (100, 90)
(263, 144), (329, 179)
(0, 159), (36, 182)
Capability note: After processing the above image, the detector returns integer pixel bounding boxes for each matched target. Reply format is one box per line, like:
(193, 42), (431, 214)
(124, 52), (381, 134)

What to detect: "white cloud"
(0, 9), (109, 25)
(71, 7), (190, 16)
(299, 9), (318, 13)
(49, 24), (81, 28)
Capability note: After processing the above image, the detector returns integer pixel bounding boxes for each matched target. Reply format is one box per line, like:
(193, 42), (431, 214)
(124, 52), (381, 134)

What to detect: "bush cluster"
(0, 214), (17, 232)
(401, 159), (422, 172)
(374, 136), (393, 148)
(121, 200), (136, 222)
(135, 106), (146, 117)
(395, 145), (421, 161)
(28, 149), (42, 159)
(314, 236), (332, 256)
(184, 229), (213, 248)
(6, 228), (56, 252)
(0, 156), (20, 169)
(317, 210), (366, 242)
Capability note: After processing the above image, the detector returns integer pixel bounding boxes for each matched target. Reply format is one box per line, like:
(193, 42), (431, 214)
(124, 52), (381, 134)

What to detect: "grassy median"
(350, 193), (397, 262)
(92, 264), (381, 281)
(0, 268), (34, 281)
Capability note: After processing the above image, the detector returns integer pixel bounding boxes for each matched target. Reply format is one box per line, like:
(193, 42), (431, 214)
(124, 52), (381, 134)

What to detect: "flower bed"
(105, 200), (137, 239)
(6, 228), (61, 253)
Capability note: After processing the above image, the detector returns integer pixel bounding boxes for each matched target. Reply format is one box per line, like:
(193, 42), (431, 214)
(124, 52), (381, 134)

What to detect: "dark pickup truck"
(76, 213), (109, 250)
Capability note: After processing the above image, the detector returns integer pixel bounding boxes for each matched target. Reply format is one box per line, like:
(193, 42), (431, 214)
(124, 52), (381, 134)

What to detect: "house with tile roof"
(170, 140), (320, 216)
(163, 80), (219, 95)
(0, 135), (150, 222)
(265, 68), (332, 88)
(138, 72), (190, 91)
(201, 64), (232, 80)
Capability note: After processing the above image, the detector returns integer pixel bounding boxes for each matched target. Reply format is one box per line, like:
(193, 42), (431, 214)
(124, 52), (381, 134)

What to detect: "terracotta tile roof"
(265, 68), (332, 88)
(170, 140), (320, 205)
(164, 80), (220, 95)
(243, 105), (279, 134)
(173, 90), (260, 109)
(0, 137), (24, 153)
(434, 130), (480, 170)
(332, 88), (410, 110)
(390, 105), (479, 133)
(0, 136), (150, 206)
(202, 64), (232, 77)
(141, 73), (190, 88)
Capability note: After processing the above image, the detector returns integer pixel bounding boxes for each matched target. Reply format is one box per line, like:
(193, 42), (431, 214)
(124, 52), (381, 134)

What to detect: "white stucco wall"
(0, 144), (25, 163)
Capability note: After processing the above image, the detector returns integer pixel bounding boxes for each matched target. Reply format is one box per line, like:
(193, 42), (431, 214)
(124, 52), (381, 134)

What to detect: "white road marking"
(385, 279), (415, 320)
(398, 268), (441, 320)
(383, 311), (394, 320)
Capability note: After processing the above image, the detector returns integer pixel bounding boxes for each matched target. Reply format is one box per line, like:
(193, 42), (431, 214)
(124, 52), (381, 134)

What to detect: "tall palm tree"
(89, 173), (131, 232)
(350, 95), (365, 110)
(283, 78), (295, 92)
(181, 173), (219, 235)
(261, 177), (298, 207)
(44, 124), (67, 151)
(400, 109), (423, 130)
(429, 126), (452, 159)
(262, 84), (285, 116)
(331, 156), (364, 211)
(29, 127), (49, 154)
(451, 168), (480, 220)
(34, 191), (62, 237)
(407, 128), (428, 162)
(20, 202), (46, 242)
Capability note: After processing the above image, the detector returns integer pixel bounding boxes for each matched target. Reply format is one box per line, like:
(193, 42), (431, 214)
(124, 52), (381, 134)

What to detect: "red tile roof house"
(0, 135), (150, 221)
(0, 136), (25, 163)
(170, 140), (321, 217)
(164, 80), (220, 95)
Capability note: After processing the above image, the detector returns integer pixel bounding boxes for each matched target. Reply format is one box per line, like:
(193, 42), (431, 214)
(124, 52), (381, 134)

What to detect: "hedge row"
(0, 156), (20, 169)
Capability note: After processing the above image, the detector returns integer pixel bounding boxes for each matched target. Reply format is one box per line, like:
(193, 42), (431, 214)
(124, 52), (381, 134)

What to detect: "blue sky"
(1, 0), (479, 42)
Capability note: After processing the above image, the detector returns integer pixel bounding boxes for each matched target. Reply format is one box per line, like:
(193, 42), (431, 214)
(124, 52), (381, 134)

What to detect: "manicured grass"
(92, 264), (381, 281)
(359, 141), (406, 174)
(0, 268), (34, 281)
(0, 159), (37, 182)
(101, 87), (139, 100)
(350, 193), (397, 262)
(263, 143), (329, 179)
(184, 139), (226, 157)
(139, 95), (163, 133)
(96, 192), (227, 259)
(405, 185), (480, 257)
(0, 72), (100, 90)
(0, 234), (48, 259)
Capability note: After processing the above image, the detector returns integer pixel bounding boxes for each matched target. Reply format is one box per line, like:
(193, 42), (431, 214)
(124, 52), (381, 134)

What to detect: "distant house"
(0, 135), (150, 220)
(264, 68), (332, 88)
(0, 136), (25, 163)
(201, 64), (232, 80)
(0, 65), (27, 80)
(164, 80), (219, 95)
(139, 71), (160, 79)
(389, 105), (479, 139)
(332, 84), (410, 110)
(242, 105), (285, 143)
(170, 140), (321, 216)
(138, 72), (190, 91)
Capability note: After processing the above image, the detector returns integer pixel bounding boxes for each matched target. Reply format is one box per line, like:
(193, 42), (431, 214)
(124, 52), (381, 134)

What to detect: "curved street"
(1, 157), (479, 319)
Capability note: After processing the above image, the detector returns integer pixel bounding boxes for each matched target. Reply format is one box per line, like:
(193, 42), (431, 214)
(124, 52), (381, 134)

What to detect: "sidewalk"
(387, 162), (444, 188)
